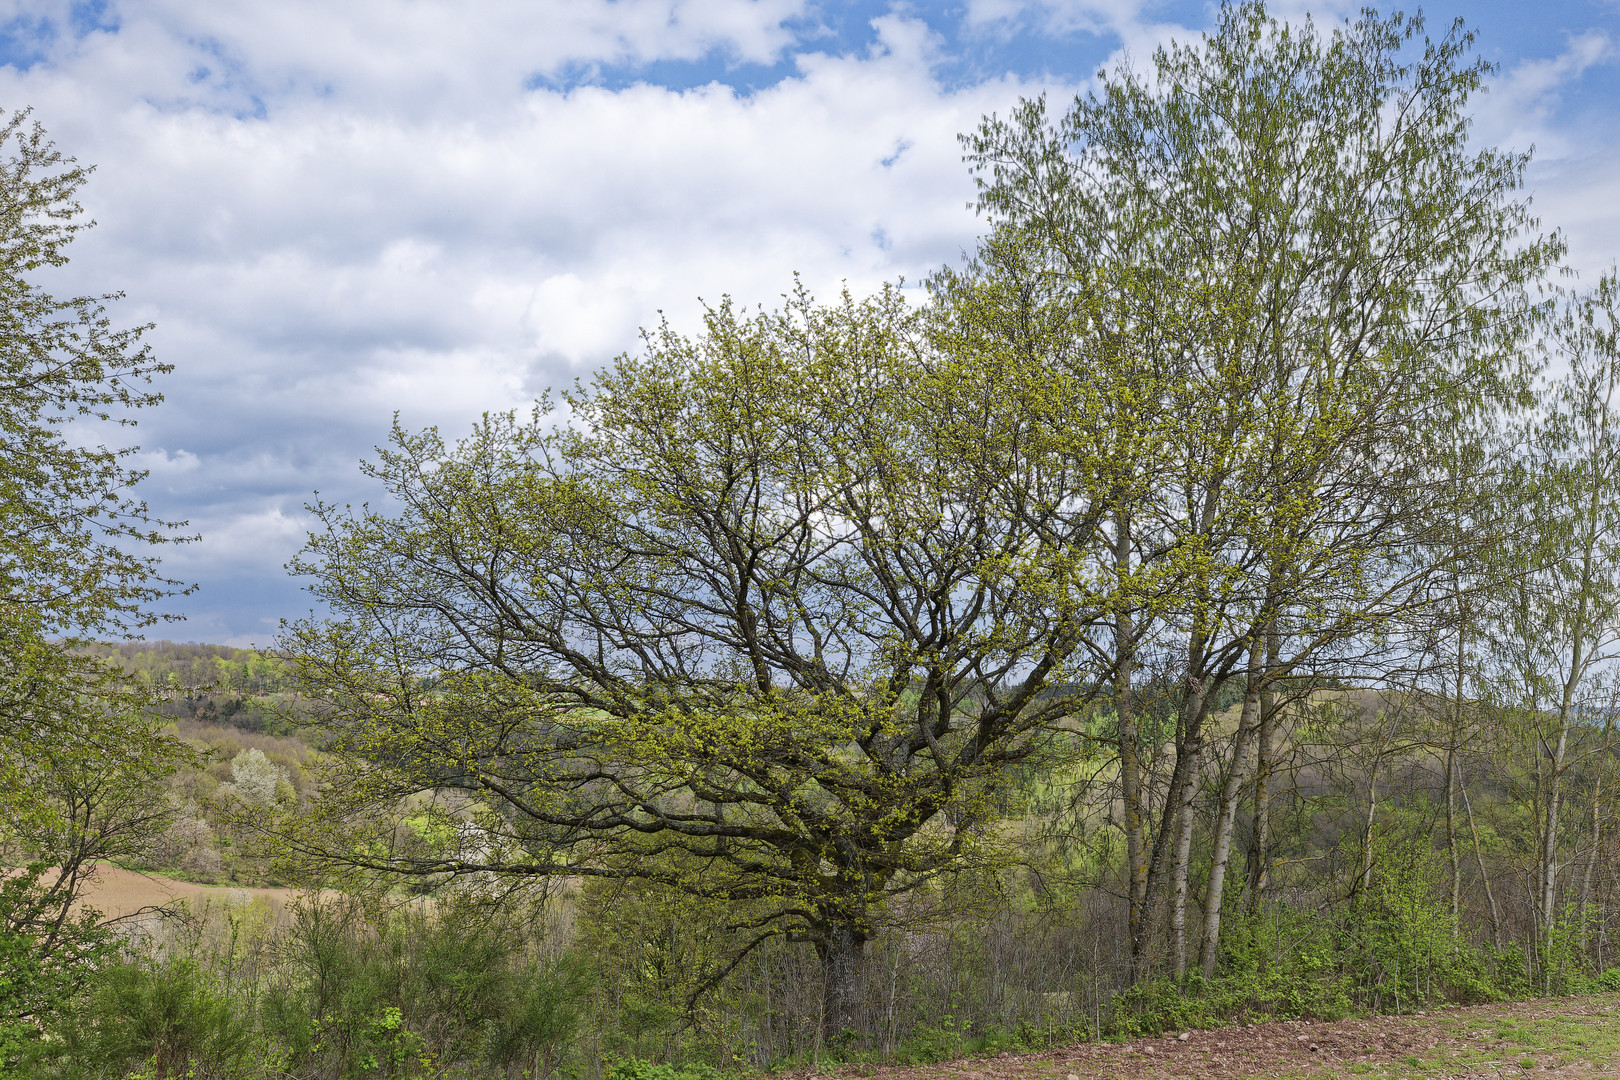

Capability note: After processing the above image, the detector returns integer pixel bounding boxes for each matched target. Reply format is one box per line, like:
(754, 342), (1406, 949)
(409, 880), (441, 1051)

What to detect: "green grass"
(1278, 996), (1620, 1078)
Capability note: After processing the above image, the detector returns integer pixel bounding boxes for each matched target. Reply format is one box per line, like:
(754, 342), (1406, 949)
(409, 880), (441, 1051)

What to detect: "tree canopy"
(285, 0), (1573, 1039)
(286, 285), (1149, 1033)
(0, 108), (192, 1049)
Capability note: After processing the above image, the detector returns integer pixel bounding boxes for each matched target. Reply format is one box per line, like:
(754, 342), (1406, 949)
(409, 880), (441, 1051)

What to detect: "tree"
(0, 108), (182, 630)
(0, 108), (190, 1051)
(962, 0), (1559, 979)
(1492, 269), (1620, 978)
(221, 748), (291, 807)
(283, 285), (1148, 1038)
(0, 106), (187, 809)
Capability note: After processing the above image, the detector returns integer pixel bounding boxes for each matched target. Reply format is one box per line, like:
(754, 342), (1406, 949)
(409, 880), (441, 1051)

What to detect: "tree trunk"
(1114, 513), (1152, 984)
(1581, 777), (1602, 958)
(1542, 706), (1573, 950)
(1168, 674), (1209, 979)
(1445, 745), (1461, 926)
(1462, 781), (1502, 949)
(1244, 625), (1281, 919)
(1542, 492), (1600, 957)
(1582, 717), (1616, 960)
(817, 923), (869, 1041)
(1360, 765), (1379, 895)
(1446, 576), (1467, 925)
(1198, 640), (1263, 977)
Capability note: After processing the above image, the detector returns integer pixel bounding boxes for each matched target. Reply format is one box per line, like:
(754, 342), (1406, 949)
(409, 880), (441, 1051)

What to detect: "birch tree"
(1497, 270), (1620, 974)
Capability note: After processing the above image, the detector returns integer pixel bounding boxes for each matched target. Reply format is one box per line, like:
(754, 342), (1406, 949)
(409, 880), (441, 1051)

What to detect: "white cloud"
(136, 447), (201, 477)
(1, 0), (1613, 640)
(0, 4), (1076, 638)
(2, 0), (812, 115)
(166, 504), (306, 569)
(1473, 30), (1613, 161)
(36, 10), (1039, 420)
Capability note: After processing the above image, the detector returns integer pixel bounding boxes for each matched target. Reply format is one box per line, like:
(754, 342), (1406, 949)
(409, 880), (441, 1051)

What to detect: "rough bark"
(817, 923), (869, 1041)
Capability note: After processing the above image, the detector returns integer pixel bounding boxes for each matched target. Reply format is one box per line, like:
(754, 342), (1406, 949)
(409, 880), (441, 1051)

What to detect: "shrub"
(0, 865), (118, 1070)
(259, 895), (587, 1078)
(483, 957), (590, 1077)
(606, 1057), (721, 1080)
(47, 956), (251, 1079)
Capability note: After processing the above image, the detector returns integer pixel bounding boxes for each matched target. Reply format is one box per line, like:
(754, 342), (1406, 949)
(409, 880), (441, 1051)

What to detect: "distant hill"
(83, 640), (309, 735)
(72, 642), (324, 887)
(85, 640), (297, 694)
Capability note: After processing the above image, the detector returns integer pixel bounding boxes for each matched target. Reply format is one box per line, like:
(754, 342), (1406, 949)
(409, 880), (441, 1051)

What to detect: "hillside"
(84, 640), (311, 734)
(70, 642), (321, 886)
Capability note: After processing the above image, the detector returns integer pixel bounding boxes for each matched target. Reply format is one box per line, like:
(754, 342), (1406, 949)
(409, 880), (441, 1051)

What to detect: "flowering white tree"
(221, 749), (288, 807)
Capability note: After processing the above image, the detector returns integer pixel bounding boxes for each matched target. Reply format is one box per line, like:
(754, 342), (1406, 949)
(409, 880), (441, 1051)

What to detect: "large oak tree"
(284, 285), (1148, 1035)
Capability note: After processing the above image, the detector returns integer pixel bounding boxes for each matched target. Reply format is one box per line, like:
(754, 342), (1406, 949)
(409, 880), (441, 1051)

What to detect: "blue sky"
(1, 0), (1616, 646)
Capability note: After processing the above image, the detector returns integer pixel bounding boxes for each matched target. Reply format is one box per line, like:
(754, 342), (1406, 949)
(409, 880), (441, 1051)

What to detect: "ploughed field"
(75, 865), (309, 919)
(788, 996), (1620, 1080)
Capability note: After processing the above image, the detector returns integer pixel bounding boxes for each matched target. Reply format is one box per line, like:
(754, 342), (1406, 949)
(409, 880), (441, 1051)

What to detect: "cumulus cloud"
(1472, 30), (1613, 159)
(1, 0), (812, 113)
(0, 0), (1612, 640)
(0, 1), (1080, 639)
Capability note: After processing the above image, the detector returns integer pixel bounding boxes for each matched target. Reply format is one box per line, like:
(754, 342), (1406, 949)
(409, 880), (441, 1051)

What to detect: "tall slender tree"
(963, 0), (1560, 979)
(0, 108), (190, 1049)
(1494, 270), (1620, 975)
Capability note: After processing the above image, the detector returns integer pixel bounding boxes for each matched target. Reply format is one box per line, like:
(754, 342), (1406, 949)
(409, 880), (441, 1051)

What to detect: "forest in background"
(9, 2), (1620, 1078)
(76, 643), (316, 883)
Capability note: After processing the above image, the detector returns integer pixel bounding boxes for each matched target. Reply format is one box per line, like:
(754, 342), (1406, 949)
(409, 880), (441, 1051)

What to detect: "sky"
(2, 0), (1618, 647)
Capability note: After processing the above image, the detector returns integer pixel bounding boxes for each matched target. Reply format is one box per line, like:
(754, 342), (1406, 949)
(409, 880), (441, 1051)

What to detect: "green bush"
(45, 956), (251, 1079)
(1108, 966), (1354, 1039)
(0, 865), (118, 1068)
(606, 1056), (722, 1080)
(576, 876), (752, 1064)
(258, 895), (587, 1078)
(482, 957), (590, 1077)
(893, 1016), (967, 1065)
(1333, 827), (1505, 1009)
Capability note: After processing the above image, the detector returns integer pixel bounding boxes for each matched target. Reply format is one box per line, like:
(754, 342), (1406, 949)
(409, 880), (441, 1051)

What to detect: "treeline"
(81, 641), (312, 733)
(88, 641), (297, 696)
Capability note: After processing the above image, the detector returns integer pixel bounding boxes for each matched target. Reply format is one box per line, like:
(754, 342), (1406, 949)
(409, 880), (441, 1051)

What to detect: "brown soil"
(75, 865), (313, 920)
(789, 997), (1620, 1080)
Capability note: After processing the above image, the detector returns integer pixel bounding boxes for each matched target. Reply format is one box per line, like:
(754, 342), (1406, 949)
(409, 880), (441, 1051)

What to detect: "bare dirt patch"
(75, 865), (312, 921)
(785, 996), (1620, 1080)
